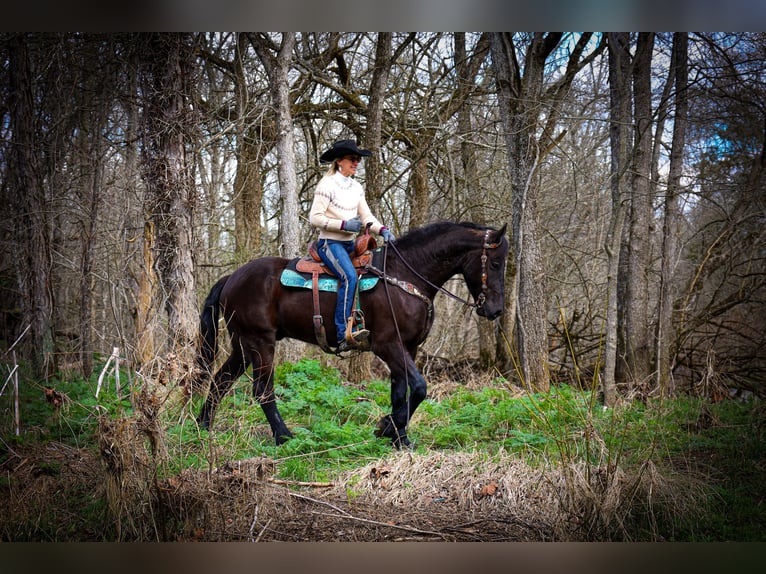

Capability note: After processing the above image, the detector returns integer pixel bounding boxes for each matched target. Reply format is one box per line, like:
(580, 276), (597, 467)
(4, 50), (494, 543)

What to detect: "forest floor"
(1, 359), (764, 541)
(0, 440), (705, 541)
(1, 442), (566, 541)
(2, 408), (764, 542)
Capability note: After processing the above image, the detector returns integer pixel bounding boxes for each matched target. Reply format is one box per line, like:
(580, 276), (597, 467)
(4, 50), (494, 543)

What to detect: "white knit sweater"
(309, 172), (385, 241)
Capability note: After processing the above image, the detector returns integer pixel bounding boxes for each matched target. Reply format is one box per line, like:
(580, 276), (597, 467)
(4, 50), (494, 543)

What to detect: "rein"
(380, 229), (501, 310)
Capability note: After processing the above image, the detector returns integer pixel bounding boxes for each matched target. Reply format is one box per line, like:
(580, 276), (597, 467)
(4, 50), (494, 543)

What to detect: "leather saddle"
(296, 233), (377, 276)
(290, 233), (379, 355)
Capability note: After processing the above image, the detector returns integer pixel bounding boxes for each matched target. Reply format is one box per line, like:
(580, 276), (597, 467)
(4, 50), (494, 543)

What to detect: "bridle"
(383, 228), (502, 311)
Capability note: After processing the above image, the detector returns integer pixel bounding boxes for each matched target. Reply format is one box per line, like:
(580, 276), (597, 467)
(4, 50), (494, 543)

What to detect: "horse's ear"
(494, 223), (508, 241)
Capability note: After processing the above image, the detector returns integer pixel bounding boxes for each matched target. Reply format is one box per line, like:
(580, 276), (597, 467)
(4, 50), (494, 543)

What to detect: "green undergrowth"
(1, 356), (764, 540)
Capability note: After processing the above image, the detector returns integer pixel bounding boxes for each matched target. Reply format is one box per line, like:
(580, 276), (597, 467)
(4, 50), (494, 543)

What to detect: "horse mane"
(394, 221), (490, 249)
(389, 221), (493, 270)
(395, 221), (487, 244)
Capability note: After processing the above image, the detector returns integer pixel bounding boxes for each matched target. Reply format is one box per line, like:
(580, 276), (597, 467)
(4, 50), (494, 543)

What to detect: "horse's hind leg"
(248, 338), (292, 445)
(197, 344), (248, 430)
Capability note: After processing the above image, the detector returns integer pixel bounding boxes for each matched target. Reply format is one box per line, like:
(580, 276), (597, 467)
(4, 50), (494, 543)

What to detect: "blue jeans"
(317, 239), (358, 344)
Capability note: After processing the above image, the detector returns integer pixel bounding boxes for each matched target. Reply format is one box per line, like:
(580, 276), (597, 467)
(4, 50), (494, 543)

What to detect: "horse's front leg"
(375, 356), (427, 449)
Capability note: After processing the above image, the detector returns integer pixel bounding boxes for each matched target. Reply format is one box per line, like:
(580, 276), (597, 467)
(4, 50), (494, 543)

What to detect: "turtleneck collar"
(332, 170), (354, 187)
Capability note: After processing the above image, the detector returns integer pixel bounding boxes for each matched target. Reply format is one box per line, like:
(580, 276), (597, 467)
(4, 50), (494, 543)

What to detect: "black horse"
(192, 221), (508, 448)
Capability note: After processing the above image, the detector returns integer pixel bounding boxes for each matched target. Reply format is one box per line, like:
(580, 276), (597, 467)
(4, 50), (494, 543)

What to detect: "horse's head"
(464, 224), (509, 320)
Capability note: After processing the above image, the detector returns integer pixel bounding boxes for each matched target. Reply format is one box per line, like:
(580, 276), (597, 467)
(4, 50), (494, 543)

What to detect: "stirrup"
(347, 328), (369, 345)
(344, 314), (370, 350)
(343, 329), (370, 352)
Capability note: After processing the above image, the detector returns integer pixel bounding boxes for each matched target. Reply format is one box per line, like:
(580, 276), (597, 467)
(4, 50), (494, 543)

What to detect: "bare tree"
(655, 33), (688, 396)
(138, 33), (199, 365)
(363, 33), (393, 215)
(618, 32), (655, 387)
(490, 32), (604, 391)
(231, 33), (270, 261)
(7, 34), (55, 380)
(74, 37), (115, 378)
(249, 33), (299, 259)
(391, 33), (490, 228)
(603, 32), (632, 406)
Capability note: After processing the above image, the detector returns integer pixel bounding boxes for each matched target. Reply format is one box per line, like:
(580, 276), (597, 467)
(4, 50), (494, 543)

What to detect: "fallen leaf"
(479, 480), (499, 498)
(370, 465), (391, 480)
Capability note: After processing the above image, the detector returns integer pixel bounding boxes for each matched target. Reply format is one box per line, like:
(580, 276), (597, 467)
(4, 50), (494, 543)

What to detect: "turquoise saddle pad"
(280, 268), (379, 293)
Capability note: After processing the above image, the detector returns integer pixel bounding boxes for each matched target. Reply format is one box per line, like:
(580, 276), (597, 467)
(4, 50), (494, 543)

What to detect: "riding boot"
(335, 339), (356, 354)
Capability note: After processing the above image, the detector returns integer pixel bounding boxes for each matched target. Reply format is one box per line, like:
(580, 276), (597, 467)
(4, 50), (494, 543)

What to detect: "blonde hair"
(325, 159), (340, 176)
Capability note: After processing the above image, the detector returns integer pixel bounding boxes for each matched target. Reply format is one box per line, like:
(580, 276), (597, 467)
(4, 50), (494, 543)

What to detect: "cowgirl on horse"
(308, 139), (395, 353)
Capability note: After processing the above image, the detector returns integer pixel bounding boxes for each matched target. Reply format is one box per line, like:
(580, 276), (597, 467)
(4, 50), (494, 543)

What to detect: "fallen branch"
(266, 478), (334, 488)
(0, 364), (18, 398)
(279, 490), (353, 517)
(309, 510), (447, 539)
(13, 351), (19, 435)
(2, 324), (30, 359)
(285, 490), (447, 539)
(96, 347), (120, 398)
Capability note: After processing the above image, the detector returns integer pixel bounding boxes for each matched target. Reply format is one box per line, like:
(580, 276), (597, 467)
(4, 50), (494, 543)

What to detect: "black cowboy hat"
(319, 139), (372, 163)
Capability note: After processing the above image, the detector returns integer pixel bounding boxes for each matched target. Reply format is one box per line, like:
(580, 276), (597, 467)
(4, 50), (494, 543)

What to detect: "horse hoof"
(374, 417), (411, 449)
(392, 434), (413, 451)
(274, 432), (293, 446)
(374, 416), (395, 438)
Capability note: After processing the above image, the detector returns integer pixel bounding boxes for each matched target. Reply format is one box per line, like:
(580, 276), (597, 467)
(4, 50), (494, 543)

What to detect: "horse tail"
(193, 274), (230, 381)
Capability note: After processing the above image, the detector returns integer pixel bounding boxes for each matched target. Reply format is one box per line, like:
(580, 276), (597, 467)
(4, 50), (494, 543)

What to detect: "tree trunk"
(252, 33), (299, 259)
(363, 32), (392, 216)
(73, 36), (116, 379)
(121, 41), (157, 369)
(232, 138), (267, 261)
(604, 33), (632, 407)
(407, 146), (431, 228)
(77, 108), (106, 380)
(251, 33), (303, 364)
(232, 33), (266, 263)
(348, 32), (394, 382)
(8, 34), (55, 380)
(620, 32), (655, 387)
(489, 32), (522, 379)
(656, 32), (688, 396)
(490, 33), (559, 392)
(139, 33), (198, 366)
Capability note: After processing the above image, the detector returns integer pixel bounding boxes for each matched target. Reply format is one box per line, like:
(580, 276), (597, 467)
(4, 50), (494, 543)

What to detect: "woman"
(309, 139), (395, 353)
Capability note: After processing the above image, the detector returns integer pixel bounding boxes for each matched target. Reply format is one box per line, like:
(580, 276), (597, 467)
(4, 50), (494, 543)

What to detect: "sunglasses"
(344, 155), (362, 163)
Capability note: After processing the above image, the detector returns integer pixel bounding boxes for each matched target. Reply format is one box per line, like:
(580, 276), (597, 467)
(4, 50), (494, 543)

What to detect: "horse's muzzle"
(477, 306), (502, 321)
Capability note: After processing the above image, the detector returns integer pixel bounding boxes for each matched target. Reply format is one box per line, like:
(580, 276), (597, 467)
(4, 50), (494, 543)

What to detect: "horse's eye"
(491, 260), (501, 270)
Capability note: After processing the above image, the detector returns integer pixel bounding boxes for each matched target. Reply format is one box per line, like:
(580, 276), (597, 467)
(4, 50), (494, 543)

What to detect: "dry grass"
(0, 433), (705, 541)
(321, 450), (705, 541)
(0, 441), (104, 541)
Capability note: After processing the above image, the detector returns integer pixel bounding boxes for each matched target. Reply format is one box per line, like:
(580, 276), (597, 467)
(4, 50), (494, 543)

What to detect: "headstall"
(381, 229), (502, 310)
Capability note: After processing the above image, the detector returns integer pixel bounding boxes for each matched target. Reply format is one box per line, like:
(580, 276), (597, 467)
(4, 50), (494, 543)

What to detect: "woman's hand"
(381, 227), (395, 243)
(342, 217), (363, 233)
